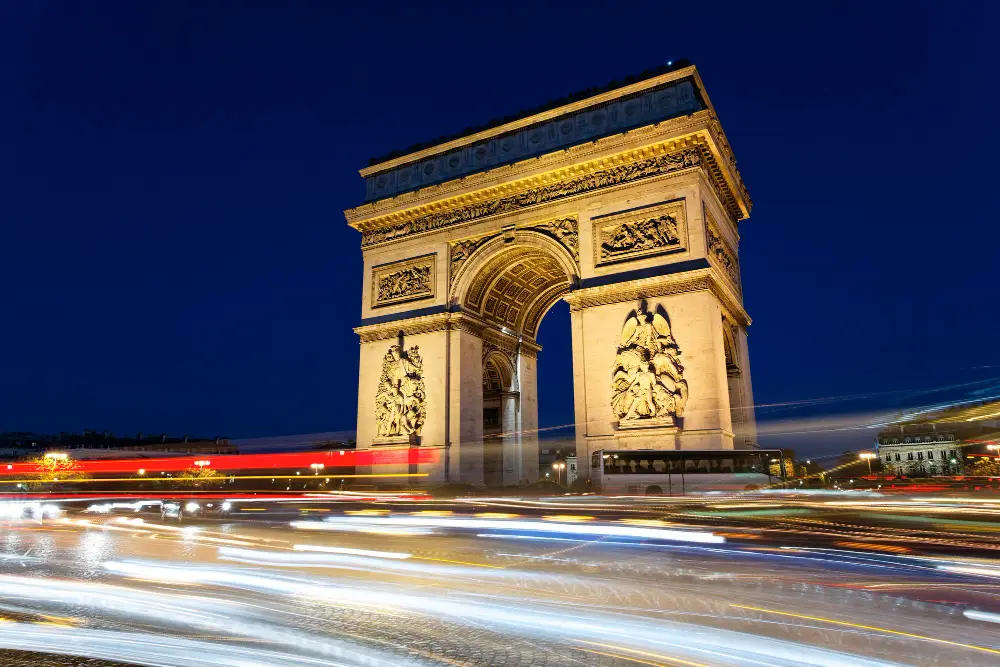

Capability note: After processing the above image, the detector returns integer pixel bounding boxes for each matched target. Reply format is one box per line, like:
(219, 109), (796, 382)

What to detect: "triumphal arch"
(345, 62), (757, 486)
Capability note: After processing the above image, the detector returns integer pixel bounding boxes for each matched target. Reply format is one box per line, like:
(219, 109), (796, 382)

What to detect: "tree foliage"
(174, 466), (222, 488)
(968, 458), (1000, 477)
(23, 455), (89, 489)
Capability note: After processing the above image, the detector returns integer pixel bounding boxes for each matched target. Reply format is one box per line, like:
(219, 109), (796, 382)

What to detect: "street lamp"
(310, 463), (325, 475)
(859, 452), (876, 475)
(193, 460), (210, 468)
(988, 444), (999, 457)
(553, 461), (566, 485)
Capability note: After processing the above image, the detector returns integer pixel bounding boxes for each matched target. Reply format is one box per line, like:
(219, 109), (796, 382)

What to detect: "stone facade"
(347, 64), (757, 486)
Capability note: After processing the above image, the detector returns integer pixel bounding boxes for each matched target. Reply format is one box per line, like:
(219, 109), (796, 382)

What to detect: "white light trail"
(308, 515), (725, 544)
(291, 544), (411, 560)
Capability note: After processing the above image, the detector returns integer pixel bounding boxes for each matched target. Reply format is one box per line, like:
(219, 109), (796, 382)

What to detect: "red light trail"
(0, 448), (439, 476)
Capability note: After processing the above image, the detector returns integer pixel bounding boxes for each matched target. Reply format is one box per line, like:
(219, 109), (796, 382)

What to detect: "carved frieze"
(371, 254), (436, 308)
(594, 200), (686, 266)
(611, 301), (688, 428)
(705, 210), (741, 291)
(374, 344), (426, 438)
(360, 146), (705, 248)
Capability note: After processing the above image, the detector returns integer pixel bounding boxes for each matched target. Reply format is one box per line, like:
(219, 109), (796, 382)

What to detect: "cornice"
(354, 312), (452, 343)
(563, 268), (750, 328)
(354, 309), (543, 355)
(359, 66), (700, 178)
(345, 110), (734, 225)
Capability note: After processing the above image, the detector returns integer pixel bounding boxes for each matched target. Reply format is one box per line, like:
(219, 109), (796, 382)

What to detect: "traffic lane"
(59, 491), (1000, 561)
(28, 508), (1000, 615)
(7, 518), (1000, 662)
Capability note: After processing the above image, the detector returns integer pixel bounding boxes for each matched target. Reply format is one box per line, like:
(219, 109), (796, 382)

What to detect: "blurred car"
(160, 499), (231, 521)
(160, 500), (184, 521)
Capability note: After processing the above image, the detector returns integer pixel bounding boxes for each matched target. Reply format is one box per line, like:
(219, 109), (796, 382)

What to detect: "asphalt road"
(0, 493), (999, 666)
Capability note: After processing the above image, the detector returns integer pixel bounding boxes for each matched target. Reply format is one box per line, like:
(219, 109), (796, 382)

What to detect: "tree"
(175, 466), (222, 489)
(968, 458), (1000, 477)
(23, 455), (90, 490)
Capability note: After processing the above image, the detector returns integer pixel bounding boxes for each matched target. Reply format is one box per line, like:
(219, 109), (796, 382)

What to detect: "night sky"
(2, 2), (997, 454)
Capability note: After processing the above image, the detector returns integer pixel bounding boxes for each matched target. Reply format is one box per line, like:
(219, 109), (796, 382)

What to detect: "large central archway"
(450, 230), (579, 485)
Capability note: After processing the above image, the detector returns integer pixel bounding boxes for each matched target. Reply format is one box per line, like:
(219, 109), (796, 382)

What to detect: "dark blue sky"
(2, 2), (997, 451)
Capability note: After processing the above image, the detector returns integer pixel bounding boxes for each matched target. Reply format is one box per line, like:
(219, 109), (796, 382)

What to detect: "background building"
(0, 431), (236, 461)
(876, 401), (1000, 476)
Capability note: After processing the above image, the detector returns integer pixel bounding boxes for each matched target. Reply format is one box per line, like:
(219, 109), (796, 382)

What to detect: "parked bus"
(591, 449), (788, 495)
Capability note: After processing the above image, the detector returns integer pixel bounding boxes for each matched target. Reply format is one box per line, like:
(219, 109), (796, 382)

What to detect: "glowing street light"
(193, 460), (211, 468)
(310, 463), (325, 475)
(988, 444), (999, 457)
(553, 461), (566, 485)
(137, 469), (145, 476)
(859, 452), (876, 475)
(44, 452), (68, 461)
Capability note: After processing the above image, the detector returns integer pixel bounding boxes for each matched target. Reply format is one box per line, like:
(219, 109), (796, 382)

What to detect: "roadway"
(0, 492), (998, 666)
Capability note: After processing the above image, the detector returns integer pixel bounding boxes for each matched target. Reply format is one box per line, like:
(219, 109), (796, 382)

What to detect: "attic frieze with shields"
(362, 77), (704, 202)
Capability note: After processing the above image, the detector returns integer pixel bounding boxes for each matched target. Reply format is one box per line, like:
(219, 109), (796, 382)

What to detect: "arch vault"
(347, 63), (758, 486)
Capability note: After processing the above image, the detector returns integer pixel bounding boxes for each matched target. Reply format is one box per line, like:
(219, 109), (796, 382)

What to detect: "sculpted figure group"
(377, 265), (431, 302)
(611, 302), (689, 424)
(374, 344), (426, 437)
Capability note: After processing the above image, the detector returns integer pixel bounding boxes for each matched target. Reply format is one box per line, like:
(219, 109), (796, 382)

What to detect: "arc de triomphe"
(345, 63), (757, 486)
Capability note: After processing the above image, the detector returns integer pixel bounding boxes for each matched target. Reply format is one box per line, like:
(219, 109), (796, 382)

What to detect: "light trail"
(0, 473), (428, 485)
(731, 604), (1000, 656)
(0, 448), (440, 476)
(571, 641), (710, 667)
(306, 516), (726, 544)
(291, 544), (411, 560)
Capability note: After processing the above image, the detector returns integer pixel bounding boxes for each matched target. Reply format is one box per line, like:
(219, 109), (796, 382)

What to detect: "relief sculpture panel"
(374, 344), (426, 439)
(705, 210), (741, 292)
(371, 254), (436, 308)
(594, 200), (686, 266)
(611, 301), (688, 428)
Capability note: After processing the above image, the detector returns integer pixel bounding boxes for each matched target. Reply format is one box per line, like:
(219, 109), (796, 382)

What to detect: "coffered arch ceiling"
(463, 247), (571, 339)
(483, 353), (514, 393)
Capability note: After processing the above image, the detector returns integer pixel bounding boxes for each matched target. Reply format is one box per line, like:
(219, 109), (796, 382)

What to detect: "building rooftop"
(366, 60), (693, 167)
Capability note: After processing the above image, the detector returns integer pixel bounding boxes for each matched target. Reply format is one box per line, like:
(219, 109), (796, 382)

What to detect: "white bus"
(591, 449), (788, 495)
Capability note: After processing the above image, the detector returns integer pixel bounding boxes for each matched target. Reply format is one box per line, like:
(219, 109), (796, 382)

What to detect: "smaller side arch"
(483, 351), (516, 393)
